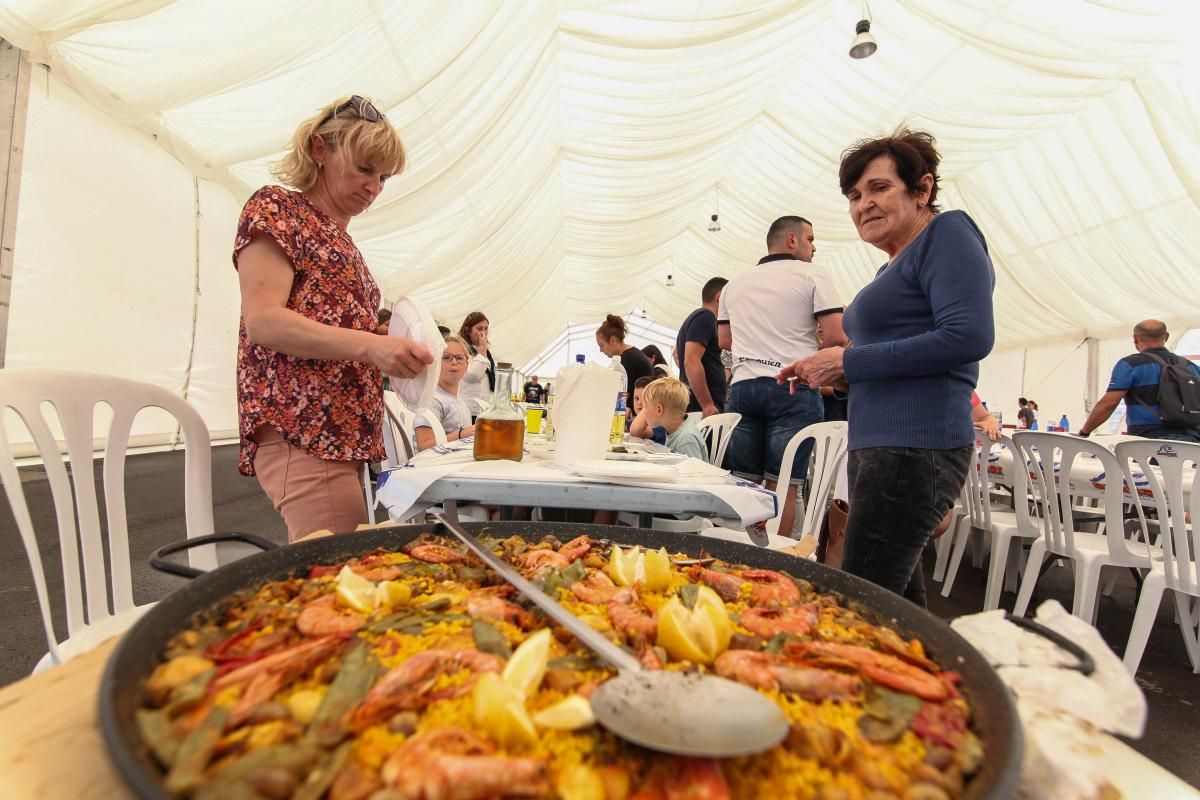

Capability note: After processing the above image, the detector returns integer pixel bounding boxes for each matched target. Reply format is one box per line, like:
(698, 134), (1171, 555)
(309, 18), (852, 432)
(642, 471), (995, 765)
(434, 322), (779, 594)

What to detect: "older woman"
(458, 311), (496, 414)
(235, 95), (433, 541)
(780, 129), (995, 605)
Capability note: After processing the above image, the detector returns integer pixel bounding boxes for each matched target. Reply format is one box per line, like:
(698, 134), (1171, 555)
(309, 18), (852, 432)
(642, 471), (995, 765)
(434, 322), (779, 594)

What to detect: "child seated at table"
(628, 375), (667, 444)
(414, 334), (475, 451)
(634, 377), (708, 461)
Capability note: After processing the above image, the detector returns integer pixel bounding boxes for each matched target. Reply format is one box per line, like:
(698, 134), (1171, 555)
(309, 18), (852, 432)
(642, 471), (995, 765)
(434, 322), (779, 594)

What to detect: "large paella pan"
(99, 522), (1021, 799)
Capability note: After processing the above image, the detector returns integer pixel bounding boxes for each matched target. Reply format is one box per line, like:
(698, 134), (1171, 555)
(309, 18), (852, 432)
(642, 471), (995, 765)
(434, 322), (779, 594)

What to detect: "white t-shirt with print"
(717, 256), (841, 383)
(414, 386), (473, 436)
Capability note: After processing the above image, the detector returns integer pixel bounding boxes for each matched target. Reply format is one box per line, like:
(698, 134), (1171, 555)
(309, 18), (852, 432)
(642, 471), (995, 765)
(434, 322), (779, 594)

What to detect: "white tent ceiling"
(2, 0), (1200, 371)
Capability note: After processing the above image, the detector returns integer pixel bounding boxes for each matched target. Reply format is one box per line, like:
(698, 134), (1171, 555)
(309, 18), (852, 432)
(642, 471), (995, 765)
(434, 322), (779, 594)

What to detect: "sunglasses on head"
(318, 95), (383, 128)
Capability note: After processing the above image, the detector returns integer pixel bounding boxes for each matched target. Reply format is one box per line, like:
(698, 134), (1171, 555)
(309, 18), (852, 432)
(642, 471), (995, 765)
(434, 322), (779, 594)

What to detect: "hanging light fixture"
(849, 1), (877, 59)
(707, 187), (721, 231)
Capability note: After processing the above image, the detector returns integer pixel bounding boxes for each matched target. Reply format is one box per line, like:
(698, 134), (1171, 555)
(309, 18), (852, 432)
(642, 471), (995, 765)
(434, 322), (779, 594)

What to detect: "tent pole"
(0, 42), (31, 368)
(1085, 336), (1099, 413)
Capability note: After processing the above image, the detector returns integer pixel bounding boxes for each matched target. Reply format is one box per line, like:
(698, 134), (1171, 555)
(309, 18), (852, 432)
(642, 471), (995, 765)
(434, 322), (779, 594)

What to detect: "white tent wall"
(4, 68), (242, 450)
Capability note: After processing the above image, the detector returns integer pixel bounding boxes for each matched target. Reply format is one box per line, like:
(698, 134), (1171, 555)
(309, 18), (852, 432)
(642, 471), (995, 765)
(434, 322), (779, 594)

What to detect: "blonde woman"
(414, 335), (476, 451)
(235, 95), (433, 541)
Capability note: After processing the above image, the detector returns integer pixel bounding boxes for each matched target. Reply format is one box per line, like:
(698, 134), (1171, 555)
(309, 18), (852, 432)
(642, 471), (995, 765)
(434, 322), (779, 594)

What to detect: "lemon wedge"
(375, 580), (411, 608)
(531, 694), (595, 730)
(555, 763), (606, 800)
(473, 672), (537, 748)
(656, 585), (733, 665)
(642, 547), (672, 592)
(335, 566), (378, 614)
(606, 545), (639, 587)
(502, 628), (551, 699)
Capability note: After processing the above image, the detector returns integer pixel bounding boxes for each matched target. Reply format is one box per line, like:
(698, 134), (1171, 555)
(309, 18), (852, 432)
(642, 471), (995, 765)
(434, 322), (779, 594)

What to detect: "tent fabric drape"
(2, 0), (1199, 392)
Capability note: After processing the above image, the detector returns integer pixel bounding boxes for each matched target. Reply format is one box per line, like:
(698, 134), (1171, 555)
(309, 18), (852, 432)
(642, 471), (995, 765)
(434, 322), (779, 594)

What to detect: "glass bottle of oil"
(473, 362), (525, 461)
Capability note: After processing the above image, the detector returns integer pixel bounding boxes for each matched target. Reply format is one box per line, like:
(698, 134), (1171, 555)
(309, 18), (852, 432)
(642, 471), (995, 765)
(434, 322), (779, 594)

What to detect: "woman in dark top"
(780, 128), (994, 606)
(596, 314), (656, 390)
(641, 344), (672, 378)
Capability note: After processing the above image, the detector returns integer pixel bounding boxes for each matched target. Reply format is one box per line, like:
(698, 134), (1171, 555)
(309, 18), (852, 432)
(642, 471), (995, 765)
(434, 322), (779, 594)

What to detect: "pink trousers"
(252, 427), (368, 543)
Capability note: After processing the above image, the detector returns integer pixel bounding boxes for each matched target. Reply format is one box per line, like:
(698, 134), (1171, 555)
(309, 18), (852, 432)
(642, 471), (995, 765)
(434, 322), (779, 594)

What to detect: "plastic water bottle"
(1059, 414), (1069, 432)
(1030, 420), (1038, 431)
(609, 356), (628, 445)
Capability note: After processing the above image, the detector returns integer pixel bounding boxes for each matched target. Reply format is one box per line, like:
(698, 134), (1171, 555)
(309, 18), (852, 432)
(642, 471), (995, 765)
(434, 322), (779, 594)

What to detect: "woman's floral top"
(233, 186), (384, 476)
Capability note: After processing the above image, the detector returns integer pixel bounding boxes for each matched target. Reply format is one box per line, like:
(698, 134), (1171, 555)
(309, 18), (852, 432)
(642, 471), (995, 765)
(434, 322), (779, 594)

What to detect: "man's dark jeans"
(841, 445), (973, 606)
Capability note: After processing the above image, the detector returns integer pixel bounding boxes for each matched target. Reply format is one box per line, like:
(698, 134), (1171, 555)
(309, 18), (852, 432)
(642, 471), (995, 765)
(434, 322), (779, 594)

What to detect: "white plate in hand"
(572, 459), (678, 483)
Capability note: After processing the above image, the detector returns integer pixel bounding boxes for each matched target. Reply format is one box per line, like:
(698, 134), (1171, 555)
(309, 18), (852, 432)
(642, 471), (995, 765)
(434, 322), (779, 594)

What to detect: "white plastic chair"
(382, 391), (417, 466)
(941, 433), (1041, 609)
(413, 408), (449, 448)
(932, 485), (968, 582)
(769, 421), (848, 539)
(1117, 439), (1200, 675)
(0, 369), (216, 672)
(1011, 432), (1157, 622)
(697, 412), (741, 467)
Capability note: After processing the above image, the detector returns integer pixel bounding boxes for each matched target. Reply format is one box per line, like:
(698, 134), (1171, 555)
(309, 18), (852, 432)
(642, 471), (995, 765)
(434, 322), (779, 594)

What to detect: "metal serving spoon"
(433, 513), (788, 758)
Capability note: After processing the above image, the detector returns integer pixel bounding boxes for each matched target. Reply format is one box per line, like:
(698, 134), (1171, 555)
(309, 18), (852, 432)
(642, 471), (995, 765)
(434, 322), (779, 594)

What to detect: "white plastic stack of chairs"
(1117, 439), (1200, 676)
(1011, 431), (1159, 623)
(696, 412), (741, 467)
(0, 369), (217, 672)
(941, 432), (1042, 610)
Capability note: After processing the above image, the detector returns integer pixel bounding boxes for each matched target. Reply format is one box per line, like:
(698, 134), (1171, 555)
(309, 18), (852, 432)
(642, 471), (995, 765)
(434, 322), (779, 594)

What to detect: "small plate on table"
(572, 459), (678, 483)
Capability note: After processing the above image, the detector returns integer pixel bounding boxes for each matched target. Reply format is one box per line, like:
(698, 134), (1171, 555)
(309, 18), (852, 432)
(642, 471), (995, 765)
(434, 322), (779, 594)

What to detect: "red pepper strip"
(309, 564), (343, 579)
(204, 616), (265, 662)
(213, 652), (269, 679)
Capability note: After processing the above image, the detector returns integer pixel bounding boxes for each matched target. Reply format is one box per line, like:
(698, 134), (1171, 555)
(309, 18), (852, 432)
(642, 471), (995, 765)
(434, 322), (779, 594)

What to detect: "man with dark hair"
(1016, 396), (1035, 429)
(718, 216), (845, 537)
(1078, 319), (1200, 441)
(676, 276), (729, 418)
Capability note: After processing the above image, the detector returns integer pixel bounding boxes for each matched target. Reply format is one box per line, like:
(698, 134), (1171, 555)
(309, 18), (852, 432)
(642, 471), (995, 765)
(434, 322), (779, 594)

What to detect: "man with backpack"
(1078, 319), (1200, 441)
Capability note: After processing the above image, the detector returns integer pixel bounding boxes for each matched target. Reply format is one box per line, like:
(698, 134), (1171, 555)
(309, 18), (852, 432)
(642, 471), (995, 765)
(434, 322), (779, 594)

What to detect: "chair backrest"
(418, 411), (449, 447)
(967, 431), (1039, 533)
(697, 412), (741, 467)
(0, 369), (215, 665)
(1115, 439), (1200, 594)
(1011, 431), (1142, 562)
(771, 421), (848, 536)
(382, 391), (416, 466)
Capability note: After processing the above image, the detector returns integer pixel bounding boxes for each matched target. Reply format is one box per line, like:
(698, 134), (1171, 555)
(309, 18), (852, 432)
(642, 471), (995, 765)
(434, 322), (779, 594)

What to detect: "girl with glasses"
(233, 96), (434, 541)
(414, 335), (476, 451)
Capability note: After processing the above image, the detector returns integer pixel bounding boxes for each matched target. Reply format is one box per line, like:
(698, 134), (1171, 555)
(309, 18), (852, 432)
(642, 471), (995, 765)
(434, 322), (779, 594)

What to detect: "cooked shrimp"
(296, 594), (367, 637)
(786, 641), (948, 701)
(636, 757), (731, 800)
(740, 569), (801, 606)
(686, 566), (743, 602)
(571, 571), (620, 604)
(739, 605), (817, 638)
(466, 586), (534, 628)
(347, 649), (504, 732)
(558, 534), (594, 562)
(381, 727), (549, 800)
(607, 589), (657, 638)
(714, 650), (862, 702)
(516, 548), (570, 579)
(213, 635), (344, 690)
(406, 543), (468, 564)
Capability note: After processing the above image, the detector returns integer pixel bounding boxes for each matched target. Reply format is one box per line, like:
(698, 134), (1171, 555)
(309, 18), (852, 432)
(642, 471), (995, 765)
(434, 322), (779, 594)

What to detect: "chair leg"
(1101, 570), (1119, 598)
(1012, 540), (1047, 617)
(1173, 591), (1200, 673)
(940, 519), (972, 598)
(1073, 558), (1105, 624)
(983, 533), (1013, 611)
(932, 517), (956, 582)
(1123, 573), (1165, 676)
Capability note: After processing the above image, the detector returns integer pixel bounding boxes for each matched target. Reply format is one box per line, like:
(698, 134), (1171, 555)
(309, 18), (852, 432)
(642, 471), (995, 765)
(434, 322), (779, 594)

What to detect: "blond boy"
(634, 377), (708, 461)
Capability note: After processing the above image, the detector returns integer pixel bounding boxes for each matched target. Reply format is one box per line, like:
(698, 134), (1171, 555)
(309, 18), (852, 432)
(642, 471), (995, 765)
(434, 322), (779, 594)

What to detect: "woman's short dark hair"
(641, 344), (667, 365)
(597, 314), (627, 342)
(839, 128), (942, 211)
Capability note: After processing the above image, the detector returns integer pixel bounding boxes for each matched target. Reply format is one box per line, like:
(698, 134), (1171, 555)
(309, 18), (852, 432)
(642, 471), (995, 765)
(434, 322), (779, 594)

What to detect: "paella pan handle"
(1005, 612), (1096, 676)
(149, 532), (278, 579)
(433, 514), (643, 673)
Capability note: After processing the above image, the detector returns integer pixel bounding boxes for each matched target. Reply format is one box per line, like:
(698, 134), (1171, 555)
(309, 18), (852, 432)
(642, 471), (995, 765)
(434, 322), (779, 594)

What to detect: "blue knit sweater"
(842, 210), (995, 451)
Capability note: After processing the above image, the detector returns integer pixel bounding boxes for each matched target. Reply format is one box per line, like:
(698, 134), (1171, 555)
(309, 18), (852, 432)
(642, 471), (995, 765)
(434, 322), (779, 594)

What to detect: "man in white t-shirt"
(717, 215), (846, 537)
